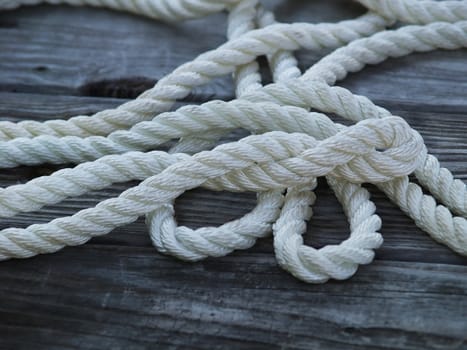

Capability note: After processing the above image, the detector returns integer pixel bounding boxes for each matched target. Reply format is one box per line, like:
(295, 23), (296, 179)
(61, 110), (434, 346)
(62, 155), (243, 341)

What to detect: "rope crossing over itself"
(0, 0), (466, 283)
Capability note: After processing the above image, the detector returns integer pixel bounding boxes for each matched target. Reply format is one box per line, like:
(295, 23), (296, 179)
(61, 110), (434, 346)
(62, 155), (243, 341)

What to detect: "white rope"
(0, 0), (465, 283)
(0, 0), (238, 21)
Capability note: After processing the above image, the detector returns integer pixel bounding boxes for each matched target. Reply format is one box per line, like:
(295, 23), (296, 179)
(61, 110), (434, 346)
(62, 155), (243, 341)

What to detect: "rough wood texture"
(0, 1), (466, 349)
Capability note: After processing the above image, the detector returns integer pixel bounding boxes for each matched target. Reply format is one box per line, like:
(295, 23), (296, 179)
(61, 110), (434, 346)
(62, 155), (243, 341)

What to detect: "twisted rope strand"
(1, 0), (237, 21)
(273, 178), (382, 283)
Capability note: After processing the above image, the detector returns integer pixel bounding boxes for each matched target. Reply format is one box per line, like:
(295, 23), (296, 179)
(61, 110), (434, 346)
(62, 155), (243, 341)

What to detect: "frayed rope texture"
(1, 0), (466, 283)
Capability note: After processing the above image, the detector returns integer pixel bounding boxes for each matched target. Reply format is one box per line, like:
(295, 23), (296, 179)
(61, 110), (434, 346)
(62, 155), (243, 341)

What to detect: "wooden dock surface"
(0, 1), (466, 349)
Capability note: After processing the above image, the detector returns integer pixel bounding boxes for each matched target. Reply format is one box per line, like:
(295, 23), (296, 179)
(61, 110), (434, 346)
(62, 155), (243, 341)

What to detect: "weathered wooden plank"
(0, 1), (364, 100)
(338, 49), (467, 109)
(2, 3), (467, 107)
(0, 4), (231, 99)
(0, 91), (125, 121)
(0, 250), (466, 350)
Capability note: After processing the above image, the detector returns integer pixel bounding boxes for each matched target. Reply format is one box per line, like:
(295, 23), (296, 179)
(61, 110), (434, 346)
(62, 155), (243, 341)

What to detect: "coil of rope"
(0, 0), (466, 283)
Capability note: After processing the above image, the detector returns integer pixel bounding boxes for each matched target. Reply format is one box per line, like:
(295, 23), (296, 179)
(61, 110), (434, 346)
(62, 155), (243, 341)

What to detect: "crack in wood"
(79, 77), (157, 99)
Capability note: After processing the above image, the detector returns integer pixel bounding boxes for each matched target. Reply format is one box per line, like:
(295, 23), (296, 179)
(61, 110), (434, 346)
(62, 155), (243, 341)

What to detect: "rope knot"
(146, 116), (425, 282)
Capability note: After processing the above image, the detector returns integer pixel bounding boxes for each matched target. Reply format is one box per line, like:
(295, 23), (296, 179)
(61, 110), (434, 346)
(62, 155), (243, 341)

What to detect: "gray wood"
(0, 1), (466, 349)
(0, 1), (364, 98)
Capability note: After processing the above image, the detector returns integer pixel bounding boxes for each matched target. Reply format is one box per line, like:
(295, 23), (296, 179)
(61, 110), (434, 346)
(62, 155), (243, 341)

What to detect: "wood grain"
(0, 1), (466, 349)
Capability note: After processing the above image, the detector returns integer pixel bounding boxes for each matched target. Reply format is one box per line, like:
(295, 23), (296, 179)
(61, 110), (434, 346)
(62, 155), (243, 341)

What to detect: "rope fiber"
(1, 0), (466, 283)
